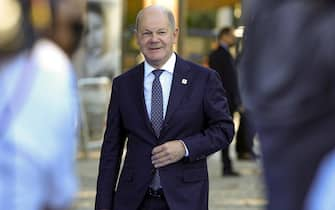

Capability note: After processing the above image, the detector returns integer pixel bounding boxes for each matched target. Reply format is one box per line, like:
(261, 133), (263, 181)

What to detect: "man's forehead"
(139, 16), (170, 30)
(141, 8), (169, 22)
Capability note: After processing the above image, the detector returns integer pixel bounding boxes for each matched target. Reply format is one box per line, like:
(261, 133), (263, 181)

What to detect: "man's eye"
(158, 31), (166, 35)
(143, 32), (151, 36)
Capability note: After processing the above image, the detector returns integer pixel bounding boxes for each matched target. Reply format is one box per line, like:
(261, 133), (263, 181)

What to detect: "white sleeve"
(305, 151), (335, 210)
(45, 68), (79, 209)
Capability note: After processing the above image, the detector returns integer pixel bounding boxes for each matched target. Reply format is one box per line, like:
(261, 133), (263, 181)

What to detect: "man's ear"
(173, 28), (179, 43)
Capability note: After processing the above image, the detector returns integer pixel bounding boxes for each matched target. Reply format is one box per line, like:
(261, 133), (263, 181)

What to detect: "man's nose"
(150, 33), (159, 42)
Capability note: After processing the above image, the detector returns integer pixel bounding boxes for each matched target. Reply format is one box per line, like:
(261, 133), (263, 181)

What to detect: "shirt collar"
(144, 53), (176, 77)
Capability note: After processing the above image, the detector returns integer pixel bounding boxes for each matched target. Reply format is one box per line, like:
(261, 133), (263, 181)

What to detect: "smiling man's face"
(136, 7), (178, 68)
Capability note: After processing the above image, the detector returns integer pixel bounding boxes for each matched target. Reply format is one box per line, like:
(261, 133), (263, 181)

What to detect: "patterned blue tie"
(150, 69), (164, 190)
(151, 70), (164, 138)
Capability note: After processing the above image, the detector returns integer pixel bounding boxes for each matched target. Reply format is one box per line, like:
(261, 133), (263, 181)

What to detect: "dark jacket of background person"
(239, 1), (335, 210)
(209, 44), (240, 113)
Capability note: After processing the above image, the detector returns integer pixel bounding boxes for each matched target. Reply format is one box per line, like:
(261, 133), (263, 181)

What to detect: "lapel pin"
(181, 79), (188, 85)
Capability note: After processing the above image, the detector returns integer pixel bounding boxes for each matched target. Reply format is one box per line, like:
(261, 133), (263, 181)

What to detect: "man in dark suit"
(95, 5), (234, 210)
(208, 27), (253, 176)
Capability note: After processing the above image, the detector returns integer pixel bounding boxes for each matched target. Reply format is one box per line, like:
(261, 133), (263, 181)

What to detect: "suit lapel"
(134, 56), (193, 138)
(132, 64), (156, 136)
(163, 56), (191, 126)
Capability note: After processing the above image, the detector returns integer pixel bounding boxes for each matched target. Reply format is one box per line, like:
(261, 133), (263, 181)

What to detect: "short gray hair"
(135, 5), (176, 32)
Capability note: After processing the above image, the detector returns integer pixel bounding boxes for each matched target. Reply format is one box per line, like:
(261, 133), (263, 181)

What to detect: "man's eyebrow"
(142, 28), (167, 32)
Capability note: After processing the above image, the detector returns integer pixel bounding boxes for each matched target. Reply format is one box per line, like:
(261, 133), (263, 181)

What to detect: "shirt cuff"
(179, 140), (189, 157)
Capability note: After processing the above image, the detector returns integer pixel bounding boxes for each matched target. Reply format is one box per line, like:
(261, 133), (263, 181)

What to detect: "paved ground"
(73, 149), (266, 210)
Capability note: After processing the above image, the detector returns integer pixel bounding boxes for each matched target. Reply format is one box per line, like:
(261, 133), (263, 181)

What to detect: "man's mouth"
(149, 47), (161, 51)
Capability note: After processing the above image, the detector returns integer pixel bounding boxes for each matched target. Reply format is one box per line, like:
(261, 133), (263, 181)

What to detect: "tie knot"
(152, 69), (164, 78)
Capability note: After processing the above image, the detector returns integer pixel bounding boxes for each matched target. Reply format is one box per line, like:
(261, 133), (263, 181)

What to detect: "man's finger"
(151, 150), (168, 161)
(153, 156), (172, 168)
(152, 144), (166, 155)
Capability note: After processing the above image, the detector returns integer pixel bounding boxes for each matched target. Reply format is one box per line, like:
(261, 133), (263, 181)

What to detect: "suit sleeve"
(182, 70), (235, 162)
(95, 78), (127, 210)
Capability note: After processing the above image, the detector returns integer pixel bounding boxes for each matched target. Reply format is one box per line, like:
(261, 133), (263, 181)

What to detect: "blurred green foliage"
(187, 11), (216, 29)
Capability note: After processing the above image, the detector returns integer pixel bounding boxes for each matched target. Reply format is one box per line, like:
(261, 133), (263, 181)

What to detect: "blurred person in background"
(239, 1), (335, 210)
(76, 1), (115, 79)
(208, 27), (255, 177)
(208, 27), (240, 177)
(0, 0), (85, 210)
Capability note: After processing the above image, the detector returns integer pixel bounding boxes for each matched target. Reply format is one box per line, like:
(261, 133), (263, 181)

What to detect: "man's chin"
(146, 58), (164, 68)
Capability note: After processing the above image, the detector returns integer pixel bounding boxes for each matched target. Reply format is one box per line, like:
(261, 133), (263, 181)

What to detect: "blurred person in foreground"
(0, 0), (85, 210)
(95, 5), (234, 210)
(239, 1), (335, 210)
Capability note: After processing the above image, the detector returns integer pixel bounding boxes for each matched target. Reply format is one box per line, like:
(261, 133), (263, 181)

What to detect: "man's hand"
(151, 140), (186, 168)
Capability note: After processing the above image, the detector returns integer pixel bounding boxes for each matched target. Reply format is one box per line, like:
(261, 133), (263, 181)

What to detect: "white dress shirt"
(143, 53), (189, 156)
(144, 53), (175, 119)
